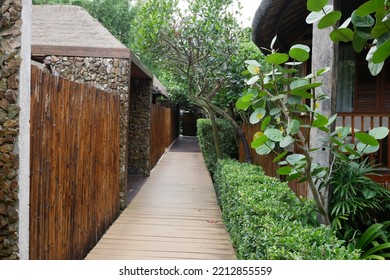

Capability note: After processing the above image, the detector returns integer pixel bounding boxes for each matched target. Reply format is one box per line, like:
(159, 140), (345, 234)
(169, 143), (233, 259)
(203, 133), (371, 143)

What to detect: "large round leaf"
(277, 166), (293, 175)
(286, 154), (305, 165)
(280, 135), (295, 148)
(307, 0), (328, 12)
(236, 97), (250, 110)
(250, 108), (266, 124)
(266, 53), (289, 65)
(330, 28), (354, 42)
(264, 128), (283, 142)
(306, 5), (333, 24)
(318, 11), (342, 29)
(251, 134), (268, 149)
(287, 119), (300, 135)
(255, 141), (275, 155)
(355, 131), (379, 146)
(373, 39), (390, 64)
(289, 44), (310, 62)
(357, 142), (380, 154)
(351, 12), (375, 27)
(369, 127), (389, 140)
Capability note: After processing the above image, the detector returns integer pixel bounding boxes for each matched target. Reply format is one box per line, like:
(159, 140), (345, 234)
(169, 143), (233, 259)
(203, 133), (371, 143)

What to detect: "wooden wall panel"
(30, 66), (120, 259)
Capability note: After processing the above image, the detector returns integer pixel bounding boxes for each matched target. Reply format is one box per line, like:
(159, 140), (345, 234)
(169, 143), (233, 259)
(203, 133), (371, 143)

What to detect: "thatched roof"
(32, 5), (128, 57)
(252, 0), (310, 53)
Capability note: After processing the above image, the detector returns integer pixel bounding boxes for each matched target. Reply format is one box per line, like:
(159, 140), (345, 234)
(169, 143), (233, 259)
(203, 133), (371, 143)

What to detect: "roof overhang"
(252, 0), (310, 53)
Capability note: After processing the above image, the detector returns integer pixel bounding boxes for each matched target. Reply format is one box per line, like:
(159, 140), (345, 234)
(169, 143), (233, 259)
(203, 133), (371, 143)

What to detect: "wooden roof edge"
(129, 49), (153, 79)
(153, 75), (169, 97)
(31, 44), (131, 59)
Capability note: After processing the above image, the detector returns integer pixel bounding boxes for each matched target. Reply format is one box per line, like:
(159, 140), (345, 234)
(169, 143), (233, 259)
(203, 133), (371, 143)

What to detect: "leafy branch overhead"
(306, 0), (390, 75)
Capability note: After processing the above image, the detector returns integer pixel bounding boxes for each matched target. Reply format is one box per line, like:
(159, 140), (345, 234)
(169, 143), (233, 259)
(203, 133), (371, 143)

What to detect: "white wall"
(18, 0), (32, 260)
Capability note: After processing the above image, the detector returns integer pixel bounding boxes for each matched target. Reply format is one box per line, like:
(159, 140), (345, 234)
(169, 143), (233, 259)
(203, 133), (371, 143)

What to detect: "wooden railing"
(336, 113), (390, 169)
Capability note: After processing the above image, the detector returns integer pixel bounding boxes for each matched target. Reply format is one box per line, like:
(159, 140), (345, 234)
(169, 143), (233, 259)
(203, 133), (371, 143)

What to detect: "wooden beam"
(129, 49), (153, 79)
(32, 44), (130, 59)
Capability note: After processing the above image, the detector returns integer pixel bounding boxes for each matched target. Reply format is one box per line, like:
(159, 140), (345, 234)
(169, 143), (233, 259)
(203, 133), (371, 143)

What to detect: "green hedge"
(214, 159), (360, 260)
(196, 118), (238, 174)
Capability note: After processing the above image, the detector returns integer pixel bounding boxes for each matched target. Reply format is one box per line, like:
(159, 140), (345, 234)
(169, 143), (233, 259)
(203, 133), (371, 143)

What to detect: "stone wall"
(128, 78), (152, 176)
(0, 0), (23, 260)
(44, 55), (130, 205)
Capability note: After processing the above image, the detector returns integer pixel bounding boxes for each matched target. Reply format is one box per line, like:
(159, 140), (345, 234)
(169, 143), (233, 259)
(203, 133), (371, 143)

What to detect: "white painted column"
(18, 0), (32, 260)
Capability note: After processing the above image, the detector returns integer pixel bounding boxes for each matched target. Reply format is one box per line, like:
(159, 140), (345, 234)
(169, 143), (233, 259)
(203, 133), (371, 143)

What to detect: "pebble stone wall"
(0, 0), (23, 260)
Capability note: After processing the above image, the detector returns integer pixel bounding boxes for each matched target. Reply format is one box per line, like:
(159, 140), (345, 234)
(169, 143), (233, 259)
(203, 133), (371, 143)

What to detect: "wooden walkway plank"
(85, 136), (236, 260)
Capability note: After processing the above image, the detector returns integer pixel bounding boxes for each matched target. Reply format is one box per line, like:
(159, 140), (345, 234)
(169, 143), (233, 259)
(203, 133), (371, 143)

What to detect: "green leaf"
(318, 11), (342, 29)
(327, 114), (338, 126)
(261, 116), (272, 131)
(277, 166), (293, 175)
(352, 32), (367, 53)
(255, 140), (275, 155)
(289, 44), (310, 62)
(373, 38), (390, 63)
(287, 172), (302, 181)
(287, 119), (300, 135)
(290, 90), (314, 99)
(316, 67), (331, 76)
(236, 97), (250, 110)
(246, 75), (260, 85)
(307, 0), (328, 12)
(250, 108), (266, 124)
(266, 53), (289, 65)
(264, 128), (283, 142)
(356, 27), (374, 40)
(357, 142), (380, 154)
(241, 93), (255, 103)
(272, 150), (288, 163)
(351, 11), (375, 27)
(251, 134), (268, 148)
(290, 78), (309, 90)
(312, 114), (328, 128)
(362, 189), (378, 200)
(369, 127), (389, 139)
(286, 154), (305, 165)
(368, 60), (384, 76)
(280, 135), (295, 148)
(248, 64), (260, 75)
(355, 131), (379, 146)
(244, 60), (261, 67)
(355, 0), (385, 17)
(330, 28), (354, 42)
(306, 5), (333, 24)
(269, 107), (281, 116)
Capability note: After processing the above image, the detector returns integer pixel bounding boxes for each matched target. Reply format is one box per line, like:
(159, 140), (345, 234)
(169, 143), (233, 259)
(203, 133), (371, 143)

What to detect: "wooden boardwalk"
(85, 137), (236, 260)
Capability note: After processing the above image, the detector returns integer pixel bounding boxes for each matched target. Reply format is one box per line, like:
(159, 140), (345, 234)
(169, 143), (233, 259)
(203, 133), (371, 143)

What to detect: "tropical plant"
(354, 222), (390, 259)
(237, 37), (389, 225)
(306, 0), (390, 75)
(330, 158), (390, 234)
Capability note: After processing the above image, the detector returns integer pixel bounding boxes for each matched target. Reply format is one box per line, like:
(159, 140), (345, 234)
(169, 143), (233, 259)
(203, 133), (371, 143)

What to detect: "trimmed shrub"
(214, 159), (360, 260)
(196, 118), (238, 174)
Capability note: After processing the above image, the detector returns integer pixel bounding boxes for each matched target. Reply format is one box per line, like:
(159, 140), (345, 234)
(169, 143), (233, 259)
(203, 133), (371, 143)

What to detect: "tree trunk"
(208, 110), (223, 159)
(193, 97), (252, 163)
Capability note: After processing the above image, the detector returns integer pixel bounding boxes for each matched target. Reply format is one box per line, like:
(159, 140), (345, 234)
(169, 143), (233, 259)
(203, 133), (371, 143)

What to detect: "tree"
(306, 0), (390, 75)
(238, 38), (388, 225)
(132, 0), (252, 162)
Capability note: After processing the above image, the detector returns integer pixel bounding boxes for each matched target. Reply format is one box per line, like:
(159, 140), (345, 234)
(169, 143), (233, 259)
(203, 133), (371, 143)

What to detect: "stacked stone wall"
(128, 78), (152, 176)
(0, 0), (23, 260)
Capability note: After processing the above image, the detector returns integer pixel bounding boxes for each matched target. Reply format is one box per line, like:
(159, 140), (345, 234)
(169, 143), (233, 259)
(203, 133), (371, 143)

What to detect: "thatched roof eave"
(252, 0), (310, 53)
